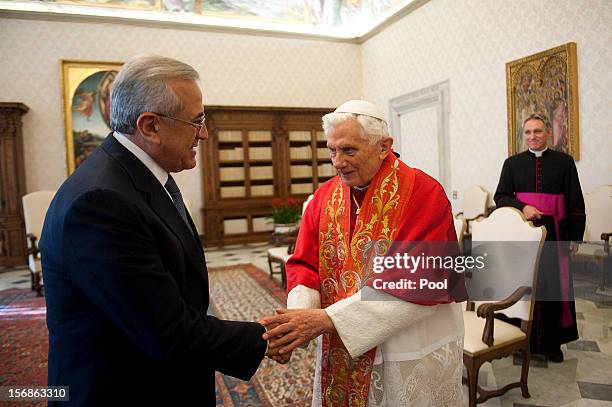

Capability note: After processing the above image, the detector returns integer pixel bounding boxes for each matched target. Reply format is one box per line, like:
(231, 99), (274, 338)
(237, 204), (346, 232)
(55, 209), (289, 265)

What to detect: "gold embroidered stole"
(317, 155), (416, 406)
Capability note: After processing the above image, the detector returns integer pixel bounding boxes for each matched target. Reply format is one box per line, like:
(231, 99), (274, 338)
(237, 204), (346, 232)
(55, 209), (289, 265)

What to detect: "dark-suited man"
(40, 55), (268, 406)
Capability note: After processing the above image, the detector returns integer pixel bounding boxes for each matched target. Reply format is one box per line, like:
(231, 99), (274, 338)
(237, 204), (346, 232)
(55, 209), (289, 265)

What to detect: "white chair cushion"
(23, 190), (56, 240)
(28, 255), (42, 273)
(575, 243), (610, 258)
(462, 186), (489, 220)
(268, 246), (291, 262)
(583, 185), (612, 242)
(463, 310), (526, 356)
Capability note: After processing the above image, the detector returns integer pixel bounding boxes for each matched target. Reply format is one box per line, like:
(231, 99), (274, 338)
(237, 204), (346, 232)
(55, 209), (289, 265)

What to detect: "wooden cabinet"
(201, 106), (333, 246)
(0, 103), (28, 267)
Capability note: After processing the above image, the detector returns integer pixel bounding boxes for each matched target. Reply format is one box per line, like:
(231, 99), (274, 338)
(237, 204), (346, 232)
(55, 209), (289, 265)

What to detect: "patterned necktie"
(164, 175), (189, 226)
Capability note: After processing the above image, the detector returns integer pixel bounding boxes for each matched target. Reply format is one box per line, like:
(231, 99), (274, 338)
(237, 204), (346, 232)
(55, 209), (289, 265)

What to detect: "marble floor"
(2, 244), (611, 407)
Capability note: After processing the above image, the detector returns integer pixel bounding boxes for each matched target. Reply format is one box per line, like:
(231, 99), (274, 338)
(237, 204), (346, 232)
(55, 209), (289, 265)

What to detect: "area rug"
(209, 264), (316, 407)
(0, 264), (315, 406)
(0, 287), (47, 406)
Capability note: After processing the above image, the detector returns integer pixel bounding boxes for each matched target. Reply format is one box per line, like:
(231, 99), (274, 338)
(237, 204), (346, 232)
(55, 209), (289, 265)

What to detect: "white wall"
(362, 0), (612, 212)
(2, 0), (611, 229)
(0, 17), (361, 231)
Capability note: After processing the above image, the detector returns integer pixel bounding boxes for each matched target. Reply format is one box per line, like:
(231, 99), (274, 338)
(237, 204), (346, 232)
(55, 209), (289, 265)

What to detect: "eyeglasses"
(153, 112), (206, 134)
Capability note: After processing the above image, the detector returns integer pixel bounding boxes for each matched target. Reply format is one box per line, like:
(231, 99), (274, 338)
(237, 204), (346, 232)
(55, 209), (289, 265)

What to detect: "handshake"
(259, 308), (336, 364)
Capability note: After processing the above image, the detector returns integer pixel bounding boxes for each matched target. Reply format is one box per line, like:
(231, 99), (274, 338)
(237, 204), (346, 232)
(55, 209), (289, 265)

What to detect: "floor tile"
(567, 340), (601, 352)
(578, 381), (612, 401)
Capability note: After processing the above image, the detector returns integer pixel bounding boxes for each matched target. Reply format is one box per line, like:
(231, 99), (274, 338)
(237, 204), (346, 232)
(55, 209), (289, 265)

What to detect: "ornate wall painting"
(201, 0), (306, 24)
(61, 60), (123, 174)
(506, 42), (579, 159)
(57, 0), (159, 11)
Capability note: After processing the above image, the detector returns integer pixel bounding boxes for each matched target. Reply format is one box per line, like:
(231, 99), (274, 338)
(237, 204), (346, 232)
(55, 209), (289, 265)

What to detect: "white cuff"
(286, 285), (321, 349)
(325, 287), (436, 359)
(287, 285), (321, 309)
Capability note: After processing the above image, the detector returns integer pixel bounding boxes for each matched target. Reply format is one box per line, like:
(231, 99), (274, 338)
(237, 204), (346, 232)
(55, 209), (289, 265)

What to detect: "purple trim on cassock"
(516, 192), (573, 328)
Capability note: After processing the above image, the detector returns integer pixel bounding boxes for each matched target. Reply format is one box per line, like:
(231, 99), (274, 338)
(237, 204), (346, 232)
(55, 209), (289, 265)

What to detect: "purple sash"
(516, 192), (573, 327)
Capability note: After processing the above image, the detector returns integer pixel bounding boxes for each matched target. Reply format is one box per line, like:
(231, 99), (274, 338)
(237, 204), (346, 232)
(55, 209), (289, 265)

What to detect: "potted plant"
(270, 197), (301, 234)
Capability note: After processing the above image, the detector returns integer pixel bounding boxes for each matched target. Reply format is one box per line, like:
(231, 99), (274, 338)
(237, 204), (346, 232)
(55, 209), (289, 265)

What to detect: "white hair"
(110, 55), (199, 134)
(321, 112), (390, 144)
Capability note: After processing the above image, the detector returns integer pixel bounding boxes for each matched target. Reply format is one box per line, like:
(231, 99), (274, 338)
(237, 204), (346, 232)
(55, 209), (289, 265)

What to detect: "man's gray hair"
(322, 113), (390, 144)
(523, 113), (551, 129)
(110, 55), (199, 134)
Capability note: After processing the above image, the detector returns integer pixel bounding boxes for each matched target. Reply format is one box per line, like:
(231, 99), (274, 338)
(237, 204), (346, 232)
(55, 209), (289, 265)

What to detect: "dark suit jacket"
(40, 135), (266, 406)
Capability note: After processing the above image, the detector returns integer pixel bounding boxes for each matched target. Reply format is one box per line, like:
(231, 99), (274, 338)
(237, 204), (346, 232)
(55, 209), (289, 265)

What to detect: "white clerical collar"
(529, 147), (548, 157)
(113, 131), (169, 188)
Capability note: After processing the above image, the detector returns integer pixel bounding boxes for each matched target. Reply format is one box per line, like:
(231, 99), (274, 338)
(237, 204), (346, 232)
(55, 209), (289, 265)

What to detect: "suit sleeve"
(63, 189), (266, 380)
(494, 158), (525, 210)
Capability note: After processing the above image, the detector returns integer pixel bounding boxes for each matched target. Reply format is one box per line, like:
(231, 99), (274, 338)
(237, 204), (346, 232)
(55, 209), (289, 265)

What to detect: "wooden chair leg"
(36, 273), (43, 297)
(520, 347), (531, 398)
(30, 270), (36, 291)
(598, 258), (606, 292)
(280, 263), (286, 289)
(466, 359), (479, 407)
(267, 255), (274, 279)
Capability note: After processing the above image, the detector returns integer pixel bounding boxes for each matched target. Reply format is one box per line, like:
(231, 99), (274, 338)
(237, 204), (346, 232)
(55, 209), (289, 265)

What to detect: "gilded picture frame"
(506, 42), (579, 159)
(61, 60), (123, 174)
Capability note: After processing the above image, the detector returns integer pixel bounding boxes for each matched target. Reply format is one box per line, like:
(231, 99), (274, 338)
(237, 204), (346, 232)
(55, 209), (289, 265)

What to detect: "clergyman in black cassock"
(494, 114), (585, 362)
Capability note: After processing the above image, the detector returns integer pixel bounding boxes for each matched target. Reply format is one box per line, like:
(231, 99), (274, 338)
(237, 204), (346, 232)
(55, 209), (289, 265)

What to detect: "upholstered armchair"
(267, 194), (313, 288)
(571, 185), (612, 293)
(455, 185), (491, 236)
(22, 190), (56, 296)
(463, 207), (546, 406)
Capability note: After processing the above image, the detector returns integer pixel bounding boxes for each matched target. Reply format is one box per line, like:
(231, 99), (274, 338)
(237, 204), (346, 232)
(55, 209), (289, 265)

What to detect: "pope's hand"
(260, 308), (335, 355)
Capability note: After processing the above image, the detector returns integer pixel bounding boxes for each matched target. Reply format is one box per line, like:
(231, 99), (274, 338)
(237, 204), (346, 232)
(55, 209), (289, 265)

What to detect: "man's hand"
(260, 308), (335, 355)
(261, 321), (292, 364)
(522, 205), (543, 220)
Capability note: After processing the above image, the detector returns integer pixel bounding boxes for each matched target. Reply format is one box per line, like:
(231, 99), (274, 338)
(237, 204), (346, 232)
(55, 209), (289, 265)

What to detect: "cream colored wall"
(362, 0), (612, 212)
(3, 0), (610, 230)
(0, 17), (361, 231)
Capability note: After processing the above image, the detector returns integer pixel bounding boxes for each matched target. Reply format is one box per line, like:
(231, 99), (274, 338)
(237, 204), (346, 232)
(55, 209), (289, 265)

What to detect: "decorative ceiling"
(0, 0), (426, 39)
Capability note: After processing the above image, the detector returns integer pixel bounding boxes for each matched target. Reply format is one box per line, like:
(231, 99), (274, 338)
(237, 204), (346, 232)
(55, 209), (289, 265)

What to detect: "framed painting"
(57, 0), (159, 11)
(506, 42), (579, 159)
(61, 60), (123, 174)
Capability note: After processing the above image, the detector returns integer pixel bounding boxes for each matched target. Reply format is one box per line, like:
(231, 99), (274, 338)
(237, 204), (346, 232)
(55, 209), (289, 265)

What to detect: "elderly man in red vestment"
(261, 100), (467, 406)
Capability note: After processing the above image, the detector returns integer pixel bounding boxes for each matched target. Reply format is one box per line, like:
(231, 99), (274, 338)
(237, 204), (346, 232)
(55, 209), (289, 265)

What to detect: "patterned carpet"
(0, 288), (47, 406)
(210, 264), (315, 406)
(0, 264), (315, 406)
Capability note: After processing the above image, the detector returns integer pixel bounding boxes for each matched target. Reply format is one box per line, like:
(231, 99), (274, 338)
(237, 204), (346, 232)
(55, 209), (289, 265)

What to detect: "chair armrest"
(476, 286), (531, 346)
(287, 235), (298, 254)
(602, 232), (611, 254)
(26, 233), (40, 257)
(464, 214), (486, 222)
